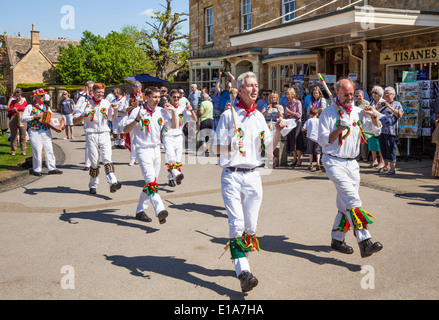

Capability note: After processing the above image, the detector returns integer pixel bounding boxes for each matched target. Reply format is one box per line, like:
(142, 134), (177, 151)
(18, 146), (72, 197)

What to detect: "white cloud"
(139, 9), (155, 17)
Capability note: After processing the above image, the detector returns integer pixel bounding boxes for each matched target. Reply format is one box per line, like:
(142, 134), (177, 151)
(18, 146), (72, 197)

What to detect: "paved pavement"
(0, 125), (438, 301)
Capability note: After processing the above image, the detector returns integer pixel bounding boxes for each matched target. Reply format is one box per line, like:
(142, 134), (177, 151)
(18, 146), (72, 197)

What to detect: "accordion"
(40, 112), (65, 133)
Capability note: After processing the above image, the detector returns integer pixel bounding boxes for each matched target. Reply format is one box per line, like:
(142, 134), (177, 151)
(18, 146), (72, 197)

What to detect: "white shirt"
(215, 106), (273, 168)
(126, 104), (167, 148)
(318, 104), (381, 159)
(162, 105), (194, 136)
(111, 96), (127, 119)
(80, 99), (114, 134)
(303, 117), (320, 142)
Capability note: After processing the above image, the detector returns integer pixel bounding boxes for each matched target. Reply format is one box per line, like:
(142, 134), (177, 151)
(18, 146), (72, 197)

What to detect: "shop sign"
(380, 47), (439, 64)
(190, 61), (223, 68)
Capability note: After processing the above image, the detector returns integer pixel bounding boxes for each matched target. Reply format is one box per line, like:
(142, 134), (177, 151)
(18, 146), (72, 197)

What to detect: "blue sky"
(0, 0), (189, 40)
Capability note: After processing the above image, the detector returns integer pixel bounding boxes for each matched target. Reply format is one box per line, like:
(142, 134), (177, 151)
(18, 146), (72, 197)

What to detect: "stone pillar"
(55, 87), (67, 112)
(46, 86), (55, 111)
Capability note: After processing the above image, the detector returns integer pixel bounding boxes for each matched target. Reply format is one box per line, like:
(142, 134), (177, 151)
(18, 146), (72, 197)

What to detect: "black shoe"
(168, 179), (176, 187)
(32, 171), (42, 177)
(157, 210), (168, 224)
(136, 211), (152, 223)
(331, 239), (354, 254)
(89, 188), (97, 195)
(359, 239), (383, 258)
(110, 182), (122, 193)
(48, 169), (63, 175)
(238, 271), (258, 293)
(176, 173), (184, 185)
(82, 166), (89, 171)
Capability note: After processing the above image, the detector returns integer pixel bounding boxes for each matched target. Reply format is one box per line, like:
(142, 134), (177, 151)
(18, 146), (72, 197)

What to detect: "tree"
(143, 0), (189, 81)
(0, 35), (7, 96)
(55, 28), (155, 85)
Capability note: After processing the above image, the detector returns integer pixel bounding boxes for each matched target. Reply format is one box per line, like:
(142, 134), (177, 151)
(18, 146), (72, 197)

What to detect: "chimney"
(31, 23), (40, 49)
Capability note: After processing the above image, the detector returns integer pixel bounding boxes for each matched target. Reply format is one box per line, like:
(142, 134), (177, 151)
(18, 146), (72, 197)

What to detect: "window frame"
(205, 7), (213, 45)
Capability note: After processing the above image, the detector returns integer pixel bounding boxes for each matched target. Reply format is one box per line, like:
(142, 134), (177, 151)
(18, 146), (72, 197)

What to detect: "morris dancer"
(21, 89), (63, 176)
(74, 80), (94, 171)
(73, 83), (121, 195)
(110, 88), (127, 149)
(317, 78), (383, 258)
(162, 89), (197, 187)
(215, 72), (284, 292)
(125, 81), (145, 166)
(123, 87), (177, 224)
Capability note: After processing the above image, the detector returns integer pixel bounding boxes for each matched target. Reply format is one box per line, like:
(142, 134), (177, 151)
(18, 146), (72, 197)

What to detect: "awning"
(124, 73), (168, 83)
(230, 6), (439, 51)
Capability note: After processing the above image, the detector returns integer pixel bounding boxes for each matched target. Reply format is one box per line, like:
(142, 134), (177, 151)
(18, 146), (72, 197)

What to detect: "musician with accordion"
(21, 89), (63, 177)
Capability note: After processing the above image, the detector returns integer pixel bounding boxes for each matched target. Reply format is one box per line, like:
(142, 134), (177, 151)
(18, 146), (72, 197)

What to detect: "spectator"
(353, 80), (370, 103)
(158, 86), (170, 107)
(7, 88), (28, 156)
(368, 85), (385, 169)
(189, 84), (201, 111)
(59, 92), (75, 140)
(302, 107), (322, 171)
(256, 90), (269, 112)
(284, 88), (304, 167)
(261, 92), (284, 168)
(279, 83), (290, 107)
(225, 88), (239, 110)
(198, 93), (214, 156)
(377, 87), (404, 175)
(309, 86), (327, 116)
(355, 90), (370, 161)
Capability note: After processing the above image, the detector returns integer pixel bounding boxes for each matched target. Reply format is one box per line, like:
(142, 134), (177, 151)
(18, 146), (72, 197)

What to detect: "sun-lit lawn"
(0, 131), (32, 175)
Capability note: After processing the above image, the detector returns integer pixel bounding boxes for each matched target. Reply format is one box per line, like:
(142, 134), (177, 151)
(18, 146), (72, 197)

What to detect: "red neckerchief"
(143, 103), (155, 117)
(92, 98), (102, 106)
(173, 104), (179, 109)
(236, 99), (256, 117)
(336, 99), (353, 114)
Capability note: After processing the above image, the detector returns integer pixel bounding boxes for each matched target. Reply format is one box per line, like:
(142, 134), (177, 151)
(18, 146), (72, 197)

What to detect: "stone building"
(1, 24), (80, 96)
(189, 0), (439, 94)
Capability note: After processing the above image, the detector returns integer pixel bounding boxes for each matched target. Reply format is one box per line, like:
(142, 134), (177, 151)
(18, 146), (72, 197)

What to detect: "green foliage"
(16, 83), (84, 92)
(55, 28), (155, 85)
(0, 35), (7, 96)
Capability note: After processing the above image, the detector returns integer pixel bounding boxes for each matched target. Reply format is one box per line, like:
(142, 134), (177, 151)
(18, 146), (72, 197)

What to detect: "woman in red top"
(8, 88), (28, 156)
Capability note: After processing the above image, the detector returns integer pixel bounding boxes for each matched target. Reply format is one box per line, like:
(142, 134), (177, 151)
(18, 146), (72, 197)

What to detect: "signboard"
(190, 60), (223, 68)
(325, 75), (337, 84)
(348, 73), (358, 81)
(292, 75), (305, 83)
(380, 46), (439, 64)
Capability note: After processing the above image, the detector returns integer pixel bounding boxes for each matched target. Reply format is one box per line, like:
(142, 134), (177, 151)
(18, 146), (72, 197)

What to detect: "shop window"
(432, 62), (439, 80)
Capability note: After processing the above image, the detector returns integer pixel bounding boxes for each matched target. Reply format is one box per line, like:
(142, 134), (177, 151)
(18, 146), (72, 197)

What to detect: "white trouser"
(29, 129), (57, 173)
(86, 132), (117, 189)
(322, 154), (371, 243)
(221, 168), (263, 276)
(163, 134), (184, 181)
(136, 146), (165, 215)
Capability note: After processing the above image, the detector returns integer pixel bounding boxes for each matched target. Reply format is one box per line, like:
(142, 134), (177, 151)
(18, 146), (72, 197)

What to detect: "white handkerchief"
(281, 119), (297, 137)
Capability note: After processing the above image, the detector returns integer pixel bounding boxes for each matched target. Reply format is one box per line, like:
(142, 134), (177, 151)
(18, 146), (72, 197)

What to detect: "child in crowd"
(302, 107), (322, 171)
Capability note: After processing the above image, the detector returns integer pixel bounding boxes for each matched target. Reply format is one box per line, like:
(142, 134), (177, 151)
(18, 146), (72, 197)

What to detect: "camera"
(381, 102), (386, 107)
